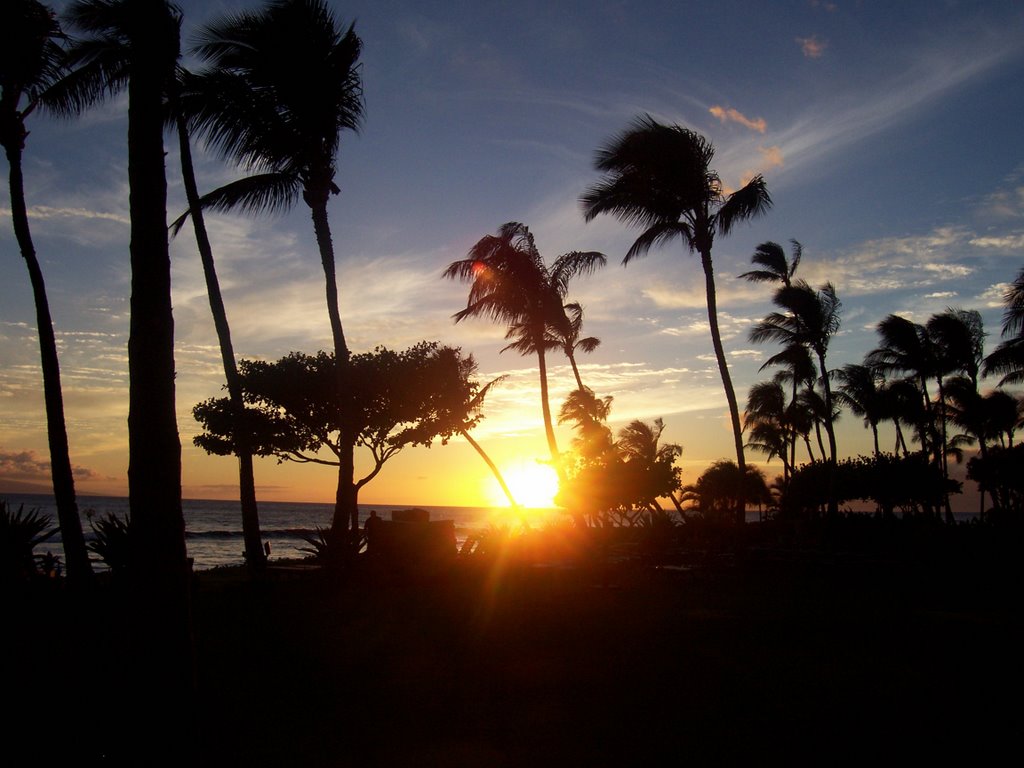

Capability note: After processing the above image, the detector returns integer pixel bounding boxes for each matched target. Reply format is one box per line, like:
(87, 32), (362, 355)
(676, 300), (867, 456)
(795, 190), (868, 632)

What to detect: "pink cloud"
(796, 35), (827, 58)
(708, 106), (766, 133)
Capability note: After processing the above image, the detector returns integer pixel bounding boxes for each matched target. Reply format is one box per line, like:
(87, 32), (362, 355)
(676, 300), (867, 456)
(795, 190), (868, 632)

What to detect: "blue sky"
(2, 0), (1022, 507)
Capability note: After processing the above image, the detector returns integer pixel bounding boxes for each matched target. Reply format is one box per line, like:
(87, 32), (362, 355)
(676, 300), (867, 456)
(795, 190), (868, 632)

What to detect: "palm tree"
(459, 374), (519, 510)
(169, 70), (264, 572)
(983, 267), (1024, 386)
(1, 0), (92, 583)
(54, 0), (192, 752)
(834, 363), (886, 456)
(739, 240), (801, 287)
(559, 302), (601, 391)
(54, 0), (187, 576)
(760, 343), (817, 469)
(184, 0), (364, 537)
(581, 116), (771, 523)
(744, 379), (792, 481)
(750, 281), (842, 468)
(444, 222), (605, 478)
(868, 315), (940, 459)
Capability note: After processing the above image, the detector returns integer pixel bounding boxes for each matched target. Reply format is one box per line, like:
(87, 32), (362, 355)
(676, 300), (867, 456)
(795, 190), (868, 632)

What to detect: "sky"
(2, 0), (1023, 510)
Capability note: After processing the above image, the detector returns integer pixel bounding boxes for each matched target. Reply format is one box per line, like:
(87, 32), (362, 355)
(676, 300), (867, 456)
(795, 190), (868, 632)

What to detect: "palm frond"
(171, 171), (301, 234)
(716, 174), (772, 235)
(624, 222), (691, 264)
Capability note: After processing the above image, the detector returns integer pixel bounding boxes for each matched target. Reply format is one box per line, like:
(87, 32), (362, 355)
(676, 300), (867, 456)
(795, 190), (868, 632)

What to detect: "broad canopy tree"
(194, 342), (483, 543)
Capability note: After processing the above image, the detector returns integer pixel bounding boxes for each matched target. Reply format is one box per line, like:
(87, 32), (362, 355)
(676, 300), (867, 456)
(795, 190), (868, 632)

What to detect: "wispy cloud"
(709, 106), (766, 133)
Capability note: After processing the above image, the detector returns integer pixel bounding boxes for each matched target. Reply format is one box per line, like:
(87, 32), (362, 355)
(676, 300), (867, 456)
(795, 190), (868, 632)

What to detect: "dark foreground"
(8, 526), (1023, 766)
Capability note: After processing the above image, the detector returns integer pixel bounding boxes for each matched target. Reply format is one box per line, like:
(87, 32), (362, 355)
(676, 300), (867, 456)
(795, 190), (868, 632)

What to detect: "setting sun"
(491, 459), (560, 509)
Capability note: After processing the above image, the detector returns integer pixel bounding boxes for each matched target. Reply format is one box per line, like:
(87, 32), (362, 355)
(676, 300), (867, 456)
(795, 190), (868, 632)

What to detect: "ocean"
(4, 493), (557, 572)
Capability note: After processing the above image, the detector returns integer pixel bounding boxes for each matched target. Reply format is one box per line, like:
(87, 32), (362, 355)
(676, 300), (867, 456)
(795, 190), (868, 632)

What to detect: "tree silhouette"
(739, 240), (801, 287)
(53, 0), (187, 580)
(194, 343), (480, 544)
(0, 0), (92, 583)
(183, 0), (364, 534)
(750, 280), (841, 513)
(169, 69), (264, 571)
(868, 315), (939, 459)
(582, 116), (771, 523)
(444, 222), (605, 480)
(459, 373), (519, 510)
(834, 363), (886, 457)
(983, 267), (1024, 386)
(559, 302), (601, 391)
(51, 0), (191, 754)
(745, 379), (793, 481)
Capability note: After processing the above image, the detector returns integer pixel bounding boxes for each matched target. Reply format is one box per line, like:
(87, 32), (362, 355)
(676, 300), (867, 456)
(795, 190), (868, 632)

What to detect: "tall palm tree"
(444, 222), (605, 478)
(983, 267), (1024, 386)
(53, 0), (192, 753)
(581, 116), (772, 523)
(1, 0), (92, 583)
(54, 0), (187, 576)
(739, 240), (801, 287)
(184, 0), (364, 537)
(170, 74), (264, 571)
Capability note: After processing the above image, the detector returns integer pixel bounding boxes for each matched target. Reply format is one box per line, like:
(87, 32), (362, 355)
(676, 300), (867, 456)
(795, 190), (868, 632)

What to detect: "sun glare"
(493, 459), (559, 509)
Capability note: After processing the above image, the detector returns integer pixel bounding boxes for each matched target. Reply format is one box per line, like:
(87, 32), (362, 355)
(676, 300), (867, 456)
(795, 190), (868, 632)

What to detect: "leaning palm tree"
(581, 116), (771, 523)
(559, 302), (601, 391)
(444, 222), (605, 478)
(0, 0), (92, 583)
(459, 373), (519, 510)
(183, 0), (364, 537)
(169, 69), (264, 571)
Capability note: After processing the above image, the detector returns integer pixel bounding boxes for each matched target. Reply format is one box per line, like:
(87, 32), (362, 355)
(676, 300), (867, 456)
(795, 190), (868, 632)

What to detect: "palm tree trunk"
(125, 3), (193, 753)
(816, 351), (838, 516)
(461, 429), (519, 508)
(568, 351), (585, 391)
(871, 422), (880, 457)
(176, 116), (265, 572)
(126, 5), (187, 589)
(308, 195), (358, 541)
(699, 251), (746, 524)
(536, 345), (563, 479)
(4, 137), (92, 584)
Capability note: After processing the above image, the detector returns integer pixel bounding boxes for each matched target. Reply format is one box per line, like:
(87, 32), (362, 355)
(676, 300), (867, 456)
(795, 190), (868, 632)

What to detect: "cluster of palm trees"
(742, 243), (1023, 518)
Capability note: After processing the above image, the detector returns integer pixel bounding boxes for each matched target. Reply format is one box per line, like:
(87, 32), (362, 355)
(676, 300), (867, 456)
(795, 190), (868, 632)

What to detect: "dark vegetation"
(3, 0), (1023, 763)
